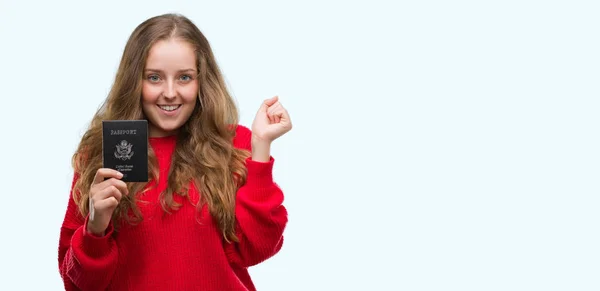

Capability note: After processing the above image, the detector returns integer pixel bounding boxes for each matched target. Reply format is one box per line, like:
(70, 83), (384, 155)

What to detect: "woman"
(58, 13), (291, 291)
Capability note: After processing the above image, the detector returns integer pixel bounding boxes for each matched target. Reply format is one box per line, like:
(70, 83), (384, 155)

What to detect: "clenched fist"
(251, 96), (292, 144)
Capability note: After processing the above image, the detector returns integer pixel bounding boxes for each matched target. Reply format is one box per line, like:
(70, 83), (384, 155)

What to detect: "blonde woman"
(58, 13), (291, 291)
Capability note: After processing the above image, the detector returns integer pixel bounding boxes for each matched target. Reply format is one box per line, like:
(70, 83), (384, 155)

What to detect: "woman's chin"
(149, 123), (182, 137)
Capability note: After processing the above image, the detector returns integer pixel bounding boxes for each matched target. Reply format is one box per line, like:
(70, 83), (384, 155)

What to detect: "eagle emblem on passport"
(115, 140), (134, 160)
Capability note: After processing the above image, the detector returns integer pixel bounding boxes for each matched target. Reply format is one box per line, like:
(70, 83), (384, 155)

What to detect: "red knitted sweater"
(58, 125), (287, 290)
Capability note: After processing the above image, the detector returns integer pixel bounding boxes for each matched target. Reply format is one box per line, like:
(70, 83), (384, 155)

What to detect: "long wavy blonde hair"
(72, 13), (250, 242)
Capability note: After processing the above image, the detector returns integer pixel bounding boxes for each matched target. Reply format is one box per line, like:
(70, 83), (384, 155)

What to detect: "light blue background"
(0, 0), (598, 290)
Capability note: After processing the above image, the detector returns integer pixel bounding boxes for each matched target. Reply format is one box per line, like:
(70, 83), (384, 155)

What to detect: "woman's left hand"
(251, 95), (292, 144)
(250, 96), (292, 162)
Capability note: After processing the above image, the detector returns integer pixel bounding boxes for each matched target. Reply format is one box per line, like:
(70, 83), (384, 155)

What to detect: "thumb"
(261, 95), (279, 109)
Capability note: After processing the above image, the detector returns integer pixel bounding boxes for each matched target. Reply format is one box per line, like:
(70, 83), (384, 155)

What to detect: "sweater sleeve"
(224, 157), (288, 267)
(58, 173), (119, 291)
(224, 124), (288, 267)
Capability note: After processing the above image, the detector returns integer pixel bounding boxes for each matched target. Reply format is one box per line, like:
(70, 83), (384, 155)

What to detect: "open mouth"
(157, 104), (182, 112)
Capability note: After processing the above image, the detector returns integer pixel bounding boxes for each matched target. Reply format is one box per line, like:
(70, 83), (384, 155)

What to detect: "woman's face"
(142, 38), (199, 137)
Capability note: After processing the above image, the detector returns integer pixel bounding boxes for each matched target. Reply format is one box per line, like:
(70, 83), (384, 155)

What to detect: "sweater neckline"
(149, 134), (177, 153)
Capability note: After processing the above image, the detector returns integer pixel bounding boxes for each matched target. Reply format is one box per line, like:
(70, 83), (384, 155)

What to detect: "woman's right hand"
(87, 168), (128, 236)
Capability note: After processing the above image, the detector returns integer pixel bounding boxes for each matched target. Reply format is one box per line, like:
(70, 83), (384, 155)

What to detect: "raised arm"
(224, 96), (292, 267)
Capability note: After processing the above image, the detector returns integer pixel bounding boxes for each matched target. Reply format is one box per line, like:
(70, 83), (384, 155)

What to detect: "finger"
(267, 111), (280, 124)
(267, 103), (283, 119)
(267, 111), (275, 124)
(279, 108), (292, 127)
(93, 185), (123, 202)
(262, 95), (279, 108)
(267, 102), (282, 113)
(95, 196), (119, 210)
(271, 103), (287, 120)
(93, 168), (123, 185)
(96, 178), (129, 196)
(273, 110), (282, 123)
(257, 98), (273, 116)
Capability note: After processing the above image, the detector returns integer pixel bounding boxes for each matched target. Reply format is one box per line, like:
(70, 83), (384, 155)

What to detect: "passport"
(102, 120), (149, 182)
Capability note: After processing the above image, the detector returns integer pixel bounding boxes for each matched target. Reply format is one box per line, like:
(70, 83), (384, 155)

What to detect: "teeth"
(159, 105), (180, 111)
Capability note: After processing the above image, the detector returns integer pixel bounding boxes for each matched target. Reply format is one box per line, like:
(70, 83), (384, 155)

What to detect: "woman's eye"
(147, 75), (160, 82)
(180, 75), (192, 81)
